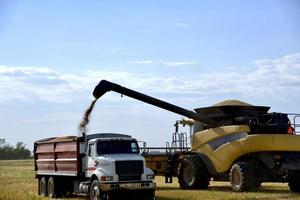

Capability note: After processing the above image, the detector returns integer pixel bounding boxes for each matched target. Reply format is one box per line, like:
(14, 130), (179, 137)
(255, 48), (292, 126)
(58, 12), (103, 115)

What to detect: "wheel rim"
(183, 165), (193, 185)
(91, 185), (100, 200)
(232, 168), (241, 188)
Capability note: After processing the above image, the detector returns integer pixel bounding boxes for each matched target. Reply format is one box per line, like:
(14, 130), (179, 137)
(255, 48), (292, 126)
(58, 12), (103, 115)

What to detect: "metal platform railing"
(140, 147), (190, 156)
(288, 114), (300, 134)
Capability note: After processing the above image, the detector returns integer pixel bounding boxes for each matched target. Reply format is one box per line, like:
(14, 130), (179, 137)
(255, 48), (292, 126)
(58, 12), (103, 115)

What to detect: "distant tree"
(0, 138), (5, 146)
(0, 139), (31, 160)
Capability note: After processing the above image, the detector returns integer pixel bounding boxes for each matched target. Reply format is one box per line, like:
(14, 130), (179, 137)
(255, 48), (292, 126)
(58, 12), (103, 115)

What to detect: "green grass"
(0, 160), (299, 200)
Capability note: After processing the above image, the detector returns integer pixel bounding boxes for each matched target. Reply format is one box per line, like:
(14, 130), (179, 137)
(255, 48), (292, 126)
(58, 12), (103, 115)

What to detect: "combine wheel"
(177, 155), (210, 189)
(39, 176), (48, 196)
(230, 161), (257, 192)
(289, 177), (300, 192)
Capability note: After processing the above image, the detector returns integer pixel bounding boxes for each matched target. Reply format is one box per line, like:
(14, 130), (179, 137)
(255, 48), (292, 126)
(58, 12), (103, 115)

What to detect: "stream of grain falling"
(78, 98), (98, 135)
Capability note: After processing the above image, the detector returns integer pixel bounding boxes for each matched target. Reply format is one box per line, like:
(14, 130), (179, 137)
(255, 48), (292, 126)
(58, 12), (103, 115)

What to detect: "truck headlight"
(100, 176), (113, 181)
(146, 174), (155, 179)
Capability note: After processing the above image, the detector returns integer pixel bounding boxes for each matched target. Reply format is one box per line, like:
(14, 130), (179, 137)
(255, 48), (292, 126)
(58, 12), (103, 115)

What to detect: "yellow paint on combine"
(192, 125), (300, 173)
(273, 134), (300, 151)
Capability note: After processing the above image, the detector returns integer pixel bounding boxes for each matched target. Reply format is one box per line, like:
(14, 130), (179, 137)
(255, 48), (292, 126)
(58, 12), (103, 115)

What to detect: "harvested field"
(0, 160), (299, 200)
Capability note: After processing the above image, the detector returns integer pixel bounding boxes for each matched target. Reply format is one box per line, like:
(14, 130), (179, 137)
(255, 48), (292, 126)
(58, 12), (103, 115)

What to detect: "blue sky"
(0, 0), (300, 150)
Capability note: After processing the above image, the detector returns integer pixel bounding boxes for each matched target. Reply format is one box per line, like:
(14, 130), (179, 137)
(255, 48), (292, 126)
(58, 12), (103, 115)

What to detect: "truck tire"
(177, 155), (210, 189)
(230, 161), (257, 192)
(39, 176), (48, 196)
(289, 177), (300, 192)
(47, 177), (61, 198)
(90, 179), (106, 200)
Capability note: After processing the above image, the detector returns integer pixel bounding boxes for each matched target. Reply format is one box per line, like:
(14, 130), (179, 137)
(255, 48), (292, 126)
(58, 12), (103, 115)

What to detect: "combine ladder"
(164, 131), (188, 183)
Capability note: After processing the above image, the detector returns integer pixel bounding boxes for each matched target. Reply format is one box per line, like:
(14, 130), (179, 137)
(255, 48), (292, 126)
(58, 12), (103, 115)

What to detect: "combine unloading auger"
(92, 80), (294, 132)
(92, 80), (213, 125)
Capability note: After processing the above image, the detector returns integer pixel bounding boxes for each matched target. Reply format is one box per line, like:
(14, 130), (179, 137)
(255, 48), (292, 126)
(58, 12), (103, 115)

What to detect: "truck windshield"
(97, 140), (139, 154)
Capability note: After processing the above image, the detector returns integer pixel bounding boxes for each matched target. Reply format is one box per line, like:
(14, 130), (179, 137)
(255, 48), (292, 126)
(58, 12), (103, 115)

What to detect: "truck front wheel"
(39, 176), (48, 196)
(177, 155), (210, 189)
(90, 179), (106, 200)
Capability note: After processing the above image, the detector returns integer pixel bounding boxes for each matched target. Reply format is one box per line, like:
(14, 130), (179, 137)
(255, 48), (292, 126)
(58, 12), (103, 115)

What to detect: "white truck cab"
(82, 133), (155, 200)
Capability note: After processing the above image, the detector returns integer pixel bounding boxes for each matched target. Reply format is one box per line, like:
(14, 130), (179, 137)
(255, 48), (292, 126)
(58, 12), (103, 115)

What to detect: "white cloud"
(176, 22), (191, 28)
(130, 60), (154, 64)
(160, 61), (199, 66)
(0, 52), (300, 106)
(130, 60), (199, 67)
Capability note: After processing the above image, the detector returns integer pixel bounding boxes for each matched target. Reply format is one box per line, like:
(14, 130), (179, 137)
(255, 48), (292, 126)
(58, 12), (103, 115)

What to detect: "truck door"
(86, 142), (96, 177)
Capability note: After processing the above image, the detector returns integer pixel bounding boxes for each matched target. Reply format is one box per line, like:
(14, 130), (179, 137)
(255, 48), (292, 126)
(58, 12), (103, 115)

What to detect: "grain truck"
(34, 133), (155, 200)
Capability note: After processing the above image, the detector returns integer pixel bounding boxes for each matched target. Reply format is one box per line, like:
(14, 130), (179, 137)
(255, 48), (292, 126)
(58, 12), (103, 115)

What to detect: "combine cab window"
(97, 140), (139, 155)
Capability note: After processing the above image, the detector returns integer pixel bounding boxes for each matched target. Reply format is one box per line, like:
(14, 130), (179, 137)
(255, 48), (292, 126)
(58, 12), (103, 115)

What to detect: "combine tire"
(177, 155), (210, 189)
(230, 161), (257, 192)
(289, 177), (300, 192)
(39, 176), (48, 196)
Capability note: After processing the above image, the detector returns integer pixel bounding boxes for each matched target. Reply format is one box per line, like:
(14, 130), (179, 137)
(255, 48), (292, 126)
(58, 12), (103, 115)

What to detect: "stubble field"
(0, 160), (299, 200)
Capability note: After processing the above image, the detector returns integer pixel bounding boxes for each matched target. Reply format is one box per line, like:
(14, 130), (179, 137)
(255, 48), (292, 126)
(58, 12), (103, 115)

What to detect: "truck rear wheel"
(177, 155), (210, 189)
(230, 161), (257, 192)
(289, 177), (300, 192)
(90, 179), (106, 200)
(39, 176), (48, 196)
(47, 177), (61, 198)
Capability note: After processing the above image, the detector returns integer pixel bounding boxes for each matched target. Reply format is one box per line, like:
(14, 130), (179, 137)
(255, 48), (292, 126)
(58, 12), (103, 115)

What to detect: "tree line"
(0, 139), (32, 160)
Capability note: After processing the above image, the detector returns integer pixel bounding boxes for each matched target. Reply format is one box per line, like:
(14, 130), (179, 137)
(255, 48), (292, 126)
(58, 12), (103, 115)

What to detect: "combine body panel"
(192, 125), (249, 173)
(273, 134), (300, 151)
(192, 125), (300, 173)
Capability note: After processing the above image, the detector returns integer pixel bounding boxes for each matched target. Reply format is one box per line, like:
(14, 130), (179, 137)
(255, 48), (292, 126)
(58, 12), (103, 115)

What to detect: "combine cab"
(93, 80), (300, 192)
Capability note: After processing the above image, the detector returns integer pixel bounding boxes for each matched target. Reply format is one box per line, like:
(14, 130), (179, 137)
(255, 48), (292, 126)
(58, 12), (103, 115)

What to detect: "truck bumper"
(100, 181), (155, 192)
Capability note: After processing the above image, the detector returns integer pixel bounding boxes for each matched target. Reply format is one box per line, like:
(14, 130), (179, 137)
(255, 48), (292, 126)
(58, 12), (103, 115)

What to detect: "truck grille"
(115, 160), (143, 181)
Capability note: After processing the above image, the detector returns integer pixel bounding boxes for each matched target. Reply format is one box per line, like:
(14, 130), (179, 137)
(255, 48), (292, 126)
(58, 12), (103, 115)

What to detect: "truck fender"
(90, 167), (114, 183)
(90, 174), (99, 183)
(144, 167), (154, 175)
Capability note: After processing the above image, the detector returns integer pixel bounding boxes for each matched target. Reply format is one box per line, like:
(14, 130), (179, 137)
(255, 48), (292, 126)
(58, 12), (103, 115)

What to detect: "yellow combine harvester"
(93, 80), (300, 192)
